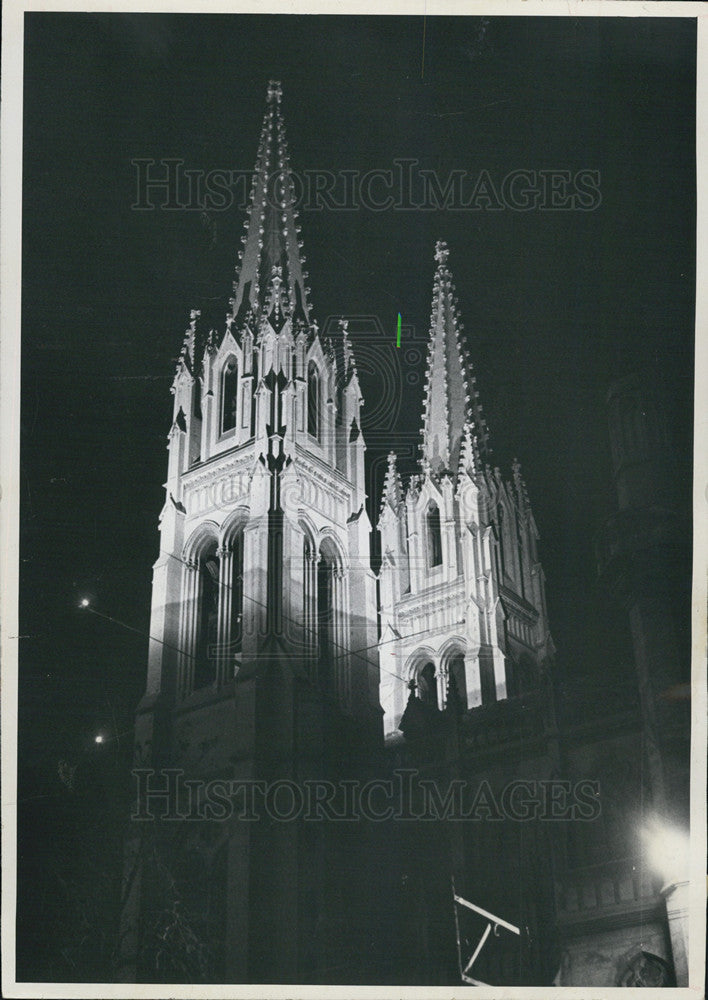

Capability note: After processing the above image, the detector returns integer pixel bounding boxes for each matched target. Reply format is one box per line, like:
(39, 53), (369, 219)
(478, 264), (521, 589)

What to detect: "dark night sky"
(20, 13), (695, 774)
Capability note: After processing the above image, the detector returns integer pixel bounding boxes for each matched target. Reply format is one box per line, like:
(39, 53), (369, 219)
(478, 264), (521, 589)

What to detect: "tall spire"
(420, 241), (490, 477)
(230, 80), (311, 327)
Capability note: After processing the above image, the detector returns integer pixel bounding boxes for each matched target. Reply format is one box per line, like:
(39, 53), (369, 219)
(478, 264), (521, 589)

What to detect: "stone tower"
(123, 80), (381, 983)
(375, 242), (560, 986)
(378, 241), (555, 737)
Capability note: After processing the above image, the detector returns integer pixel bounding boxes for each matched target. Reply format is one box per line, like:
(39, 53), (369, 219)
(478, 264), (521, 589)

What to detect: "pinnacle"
(380, 450), (405, 515)
(434, 240), (449, 266)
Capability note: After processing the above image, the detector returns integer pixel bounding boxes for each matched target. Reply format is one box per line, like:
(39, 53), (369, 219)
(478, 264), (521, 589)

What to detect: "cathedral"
(120, 81), (691, 988)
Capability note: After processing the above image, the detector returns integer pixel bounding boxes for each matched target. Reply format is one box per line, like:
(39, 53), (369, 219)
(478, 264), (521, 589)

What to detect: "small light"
(95, 735), (104, 744)
(642, 819), (689, 885)
(80, 598), (90, 608)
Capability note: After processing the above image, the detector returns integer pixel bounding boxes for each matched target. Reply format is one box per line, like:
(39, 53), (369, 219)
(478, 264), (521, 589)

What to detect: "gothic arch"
(299, 516), (319, 678)
(405, 646), (440, 709)
(439, 636), (466, 662)
(318, 529), (347, 571)
(307, 359), (320, 439)
(220, 506), (250, 549)
(249, 342), (260, 437)
(425, 499), (443, 567)
(219, 354), (239, 434)
(297, 512), (318, 552)
(440, 638), (468, 709)
(183, 520), (220, 564)
(316, 534), (345, 693)
(194, 538), (220, 690)
(219, 508), (249, 668)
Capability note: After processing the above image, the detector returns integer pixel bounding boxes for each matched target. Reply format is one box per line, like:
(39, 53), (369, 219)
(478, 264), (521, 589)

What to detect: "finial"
(434, 240), (449, 266)
(380, 450), (405, 515)
(267, 80), (283, 104)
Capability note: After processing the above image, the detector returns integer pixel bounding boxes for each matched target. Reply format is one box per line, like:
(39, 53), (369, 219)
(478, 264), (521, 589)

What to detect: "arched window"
(307, 361), (320, 439)
(427, 502), (443, 567)
(250, 348), (259, 437)
(194, 543), (220, 690)
(230, 531), (244, 657)
(449, 652), (467, 709)
(221, 358), (238, 434)
(317, 546), (335, 690)
(303, 534), (316, 673)
(417, 661), (437, 708)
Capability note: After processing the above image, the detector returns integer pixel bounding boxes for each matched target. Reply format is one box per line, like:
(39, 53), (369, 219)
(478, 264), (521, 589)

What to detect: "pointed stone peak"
(420, 241), (490, 480)
(230, 81), (312, 330)
(325, 335), (336, 366)
(381, 451), (405, 514)
(340, 317), (352, 362)
(339, 317), (359, 385)
(406, 473), (422, 504)
(175, 308), (202, 377)
(206, 327), (219, 355)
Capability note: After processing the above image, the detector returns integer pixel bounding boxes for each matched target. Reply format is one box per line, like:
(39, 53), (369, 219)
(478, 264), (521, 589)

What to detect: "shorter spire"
(420, 241), (490, 481)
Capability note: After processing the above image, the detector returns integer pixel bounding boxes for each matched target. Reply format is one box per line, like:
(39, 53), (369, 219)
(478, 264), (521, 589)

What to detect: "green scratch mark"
(397, 312), (402, 348)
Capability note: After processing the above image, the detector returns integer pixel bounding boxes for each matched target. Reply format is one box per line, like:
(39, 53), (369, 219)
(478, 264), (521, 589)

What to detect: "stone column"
(340, 567), (352, 711)
(313, 551), (322, 686)
(436, 659), (447, 710)
(464, 651), (482, 708)
(177, 560), (189, 699)
(332, 566), (346, 706)
(179, 559), (199, 697)
(216, 545), (234, 686)
(304, 547), (317, 676)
